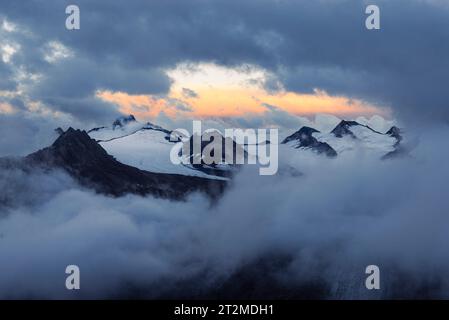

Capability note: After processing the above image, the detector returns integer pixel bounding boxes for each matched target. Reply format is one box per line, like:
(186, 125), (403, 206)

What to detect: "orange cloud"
(97, 91), (183, 120)
(0, 102), (15, 114)
(97, 63), (389, 120)
(172, 86), (384, 117)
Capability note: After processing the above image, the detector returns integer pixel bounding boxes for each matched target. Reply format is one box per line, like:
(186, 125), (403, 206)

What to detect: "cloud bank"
(1, 125), (449, 299)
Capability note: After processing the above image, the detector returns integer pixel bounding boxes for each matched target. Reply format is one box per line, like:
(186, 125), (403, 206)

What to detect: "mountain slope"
(25, 128), (226, 200)
(87, 115), (227, 179)
(176, 131), (247, 177)
(283, 120), (403, 159)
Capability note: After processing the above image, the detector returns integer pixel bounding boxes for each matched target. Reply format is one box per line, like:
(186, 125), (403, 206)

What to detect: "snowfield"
(89, 118), (228, 180)
(315, 125), (397, 157)
(87, 115), (401, 180)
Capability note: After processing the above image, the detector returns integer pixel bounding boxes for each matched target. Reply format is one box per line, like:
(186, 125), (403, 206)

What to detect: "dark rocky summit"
(112, 114), (137, 129)
(382, 126), (406, 160)
(330, 120), (360, 138)
(386, 126), (402, 142)
(331, 120), (383, 138)
(282, 126), (337, 157)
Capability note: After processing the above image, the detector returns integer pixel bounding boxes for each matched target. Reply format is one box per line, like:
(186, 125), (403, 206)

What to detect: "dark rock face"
(331, 120), (384, 138)
(143, 122), (171, 135)
(382, 126), (406, 160)
(112, 114), (137, 129)
(330, 120), (360, 138)
(282, 127), (337, 158)
(282, 126), (319, 145)
(25, 128), (226, 200)
(87, 126), (106, 134)
(386, 126), (402, 142)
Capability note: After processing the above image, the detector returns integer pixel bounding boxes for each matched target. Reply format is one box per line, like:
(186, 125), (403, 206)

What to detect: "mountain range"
(282, 119), (403, 159)
(0, 115), (404, 202)
(1, 127), (225, 202)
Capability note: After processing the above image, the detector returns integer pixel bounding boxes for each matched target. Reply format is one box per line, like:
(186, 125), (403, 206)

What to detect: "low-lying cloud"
(0, 125), (449, 299)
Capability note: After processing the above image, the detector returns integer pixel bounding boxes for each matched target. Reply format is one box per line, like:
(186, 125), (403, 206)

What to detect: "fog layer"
(0, 126), (448, 299)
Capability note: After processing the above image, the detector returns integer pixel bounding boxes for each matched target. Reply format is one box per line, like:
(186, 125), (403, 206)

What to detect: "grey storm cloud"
(0, 0), (448, 123)
(0, 62), (16, 91)
(0, 113), (68, 157)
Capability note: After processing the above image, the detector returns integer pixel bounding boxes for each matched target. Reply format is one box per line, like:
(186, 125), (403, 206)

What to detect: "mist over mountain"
(0, 113), (448, 299)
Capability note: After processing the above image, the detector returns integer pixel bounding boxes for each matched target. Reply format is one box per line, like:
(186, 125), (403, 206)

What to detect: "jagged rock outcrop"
(382, 126), (406, 160)
(112, 114), (137, 129)
(282, 127), (337, 157)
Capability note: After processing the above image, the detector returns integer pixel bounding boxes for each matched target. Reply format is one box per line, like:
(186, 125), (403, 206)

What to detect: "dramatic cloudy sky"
(0, 0), (448, 129)
(2, 0), (449, 299)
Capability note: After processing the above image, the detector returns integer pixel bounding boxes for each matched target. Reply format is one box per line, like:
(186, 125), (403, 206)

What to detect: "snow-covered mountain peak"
(330, 120), (357, 138)
(386, 126), (402, 140)
(85, 116), (227, 180)
(313, 120), (399, 157)
(283, 120), (404, 159)
(282, 126), (320, 144)
(281, 126), (337, 157)
(330, 120), (383, 138)
(87, 114), (172, 142)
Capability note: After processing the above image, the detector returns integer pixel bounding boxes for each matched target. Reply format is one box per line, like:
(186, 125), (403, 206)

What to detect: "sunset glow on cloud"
(97, 63), (388, 121)
(0, 102), (15, 114)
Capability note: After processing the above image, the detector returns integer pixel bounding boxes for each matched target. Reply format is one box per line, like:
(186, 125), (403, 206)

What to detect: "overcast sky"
(0, 0), (448, 128)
